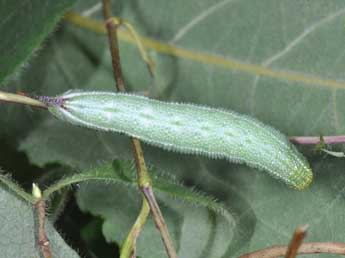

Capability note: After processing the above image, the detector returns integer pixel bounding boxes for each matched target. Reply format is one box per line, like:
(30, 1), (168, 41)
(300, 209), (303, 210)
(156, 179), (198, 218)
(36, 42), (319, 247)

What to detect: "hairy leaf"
(75, 161), (235, 258)
(45, 160), (227, 215)
(0, 0), (76, 84)
(0, 172), (35, 203)
(0, 184), (80, 258)
(7, 1), (345, 257)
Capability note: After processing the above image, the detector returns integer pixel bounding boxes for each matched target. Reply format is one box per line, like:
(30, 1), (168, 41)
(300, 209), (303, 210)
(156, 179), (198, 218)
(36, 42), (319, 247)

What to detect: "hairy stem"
(33, 184), (52, 258)
(0, 173), (35, 203)
(36, 199), (52, 258)
(102, 1), (178, 258)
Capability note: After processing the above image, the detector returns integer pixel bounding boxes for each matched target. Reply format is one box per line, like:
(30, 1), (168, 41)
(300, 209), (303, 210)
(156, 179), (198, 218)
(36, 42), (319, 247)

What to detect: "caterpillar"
(42, 91), (313, 190)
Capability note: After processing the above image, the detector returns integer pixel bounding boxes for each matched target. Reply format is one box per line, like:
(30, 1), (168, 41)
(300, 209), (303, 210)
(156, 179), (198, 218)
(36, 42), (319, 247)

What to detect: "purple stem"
(34, 96), (64, 107)
(289, 136), (345, 145)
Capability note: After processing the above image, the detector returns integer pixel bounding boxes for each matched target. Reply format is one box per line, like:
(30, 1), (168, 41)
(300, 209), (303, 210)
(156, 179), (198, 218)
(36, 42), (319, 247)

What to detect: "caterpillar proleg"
(45, 91), (312, 190)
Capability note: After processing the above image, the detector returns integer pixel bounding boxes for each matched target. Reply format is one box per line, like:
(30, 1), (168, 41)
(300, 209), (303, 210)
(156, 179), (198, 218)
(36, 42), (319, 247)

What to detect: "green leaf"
(75, 162), (236, 258)
(0, 2), (106, 142)
(41, 160), (233, 258)
(231, 158), (345, 258)
(18, 0), (345, 169)
(0, 0), (76, 84)
(9, 1), (345, 257)
(0, 172), (35, 203)
(45, 160), (227, 215)
(0, 184), (81, 258)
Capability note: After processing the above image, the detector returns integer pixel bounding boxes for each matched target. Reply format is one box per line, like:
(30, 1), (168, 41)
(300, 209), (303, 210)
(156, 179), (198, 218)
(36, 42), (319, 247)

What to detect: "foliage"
(0, 180), (80, 258)
(1, 1), (345, 258)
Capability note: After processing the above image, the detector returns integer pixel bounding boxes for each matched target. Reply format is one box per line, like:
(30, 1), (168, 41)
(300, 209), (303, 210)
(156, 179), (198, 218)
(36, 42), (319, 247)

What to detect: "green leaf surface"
(4, 0), (345, 257)
(0, 0), (77, 85)
(0, 173), (35, 203)
(0, 184), (81, 258)
(74, 161), (236, 258)
(234, 157), (345, 258)
(43, 160), (226, 215)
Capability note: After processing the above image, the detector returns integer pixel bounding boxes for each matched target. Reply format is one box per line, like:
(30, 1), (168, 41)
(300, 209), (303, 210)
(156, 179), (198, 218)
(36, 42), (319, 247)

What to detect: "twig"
(103, 17), (126, 92)
(239, 242), (345, 258)
(33, 183), (52, 258)
(101, 1), (178, 258)
(109, 17), (155, 76)
(131, 139), (178, 258)
(289, 135), (345, 145)
(285, 225), (308, 258)
(141, 185), (177, 254)
(0, 91), (47, 108)
(120, 199), (150, 258)
(3, 90), (345, 147)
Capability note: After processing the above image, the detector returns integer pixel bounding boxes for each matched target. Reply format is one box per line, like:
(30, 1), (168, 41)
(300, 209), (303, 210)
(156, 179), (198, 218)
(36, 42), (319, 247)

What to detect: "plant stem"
(110, 17), (155, 76)
(289, 135), (345, 145)
(103, 19), (126, 92)
(36, 199), (52, 258)
(120, 199), (150, 258)
(33, 184), (52, 258)
(0, 173), (36, 203)
(2, 89), (345, 147)
(0, 91), (46, 108)
(239, 242), (345, 258)
(101, 1), (178, 258)
(141, 184), (178, 256)
(285, 225), (308, 258)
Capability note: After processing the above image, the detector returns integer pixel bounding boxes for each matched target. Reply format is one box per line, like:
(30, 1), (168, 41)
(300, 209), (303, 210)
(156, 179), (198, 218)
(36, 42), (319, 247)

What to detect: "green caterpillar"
(42, 90), (312, 190)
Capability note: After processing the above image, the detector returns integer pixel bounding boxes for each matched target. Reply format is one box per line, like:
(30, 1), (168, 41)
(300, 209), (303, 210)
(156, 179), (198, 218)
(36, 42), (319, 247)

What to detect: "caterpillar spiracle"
(42, 91), (312, 190)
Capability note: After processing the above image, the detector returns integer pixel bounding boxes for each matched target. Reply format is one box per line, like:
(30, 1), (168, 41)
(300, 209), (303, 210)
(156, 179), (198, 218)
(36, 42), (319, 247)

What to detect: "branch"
(285, 225), (308, 258)
(289, 135), (345, 145)
(33, 184), (52, 258)
(0, 91), (46, 108)
(101, 1), (178, 258)
(2, 89), (345, 147)
(102, 7), (125, 91)
(109, 17), (155, 76)
(239, 242), (345, 258)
